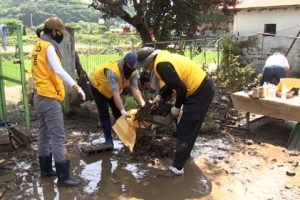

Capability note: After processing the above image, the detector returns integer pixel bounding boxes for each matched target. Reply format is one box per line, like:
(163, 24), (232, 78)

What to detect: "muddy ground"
(1, 90), (300, 199)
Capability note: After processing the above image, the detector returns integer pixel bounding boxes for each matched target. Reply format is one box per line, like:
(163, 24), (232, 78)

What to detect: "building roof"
(233, 0), (300, 10)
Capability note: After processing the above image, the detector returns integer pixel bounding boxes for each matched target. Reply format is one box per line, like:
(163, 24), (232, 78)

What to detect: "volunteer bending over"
(90, 52), (145, 148)
(134, 47), (215, 176)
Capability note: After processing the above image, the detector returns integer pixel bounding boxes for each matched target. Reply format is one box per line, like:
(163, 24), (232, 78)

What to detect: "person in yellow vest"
(90, 52), (146, 149)
(31, 17), (85, 187)
(134, 47), (215, 176)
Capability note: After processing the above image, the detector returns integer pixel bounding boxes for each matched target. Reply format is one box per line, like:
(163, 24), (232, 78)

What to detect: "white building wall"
(232, 8), (300, 77)
(233, 8), (300, 36)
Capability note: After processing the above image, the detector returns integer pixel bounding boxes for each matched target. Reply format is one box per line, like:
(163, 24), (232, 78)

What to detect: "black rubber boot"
(55, 160), (81, 187)
(100, 119), (113, 146)
(39, 153), (56, 178)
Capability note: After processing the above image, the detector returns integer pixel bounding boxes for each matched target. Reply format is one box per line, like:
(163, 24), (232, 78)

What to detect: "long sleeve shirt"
(46, 45), (75, 87)
(156, 62), (187, 108)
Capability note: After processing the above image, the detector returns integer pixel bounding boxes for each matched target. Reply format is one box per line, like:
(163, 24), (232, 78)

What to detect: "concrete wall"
(232, 8), (300, 77)
(61, 27), (77, 114)
(233, 35), (300, 77)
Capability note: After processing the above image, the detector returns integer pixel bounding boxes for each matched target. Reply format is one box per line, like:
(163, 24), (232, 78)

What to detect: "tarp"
(112, 109), (151, 152)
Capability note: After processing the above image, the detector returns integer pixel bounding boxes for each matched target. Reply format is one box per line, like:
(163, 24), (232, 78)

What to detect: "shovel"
(287, 122), (300, 151)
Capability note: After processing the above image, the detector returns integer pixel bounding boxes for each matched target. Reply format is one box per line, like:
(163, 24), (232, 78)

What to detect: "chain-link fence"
(73, 33), (223, 75)
(74, 33), (141, 75)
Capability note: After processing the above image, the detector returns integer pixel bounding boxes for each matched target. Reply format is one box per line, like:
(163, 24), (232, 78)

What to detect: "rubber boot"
(100, 119), (113, 146)
(55, 160), (81, 187)
(39, 153), (56, 178)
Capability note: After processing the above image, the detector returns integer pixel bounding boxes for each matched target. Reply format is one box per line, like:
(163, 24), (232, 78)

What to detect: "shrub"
(214, 39), (257, 90)
(124, 96), (138, 110)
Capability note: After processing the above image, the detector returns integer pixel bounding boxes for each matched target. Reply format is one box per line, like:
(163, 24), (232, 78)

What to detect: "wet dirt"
(135, 102), (175, 126)
(1, 101), (300, 199)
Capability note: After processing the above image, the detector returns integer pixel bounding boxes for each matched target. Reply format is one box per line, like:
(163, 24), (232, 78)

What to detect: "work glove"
(77, 87), (86, 101)
(121, 109), (129, 118)
(171, 106), (180, 118)
(137, 101), (146, 110)
(151, 95), (162, 110)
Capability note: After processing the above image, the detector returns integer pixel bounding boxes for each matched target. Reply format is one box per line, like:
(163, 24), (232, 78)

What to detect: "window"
(264, 24), (276, 36)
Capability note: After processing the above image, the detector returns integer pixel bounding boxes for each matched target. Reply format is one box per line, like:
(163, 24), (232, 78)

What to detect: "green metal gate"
(0, 25), (30, 140)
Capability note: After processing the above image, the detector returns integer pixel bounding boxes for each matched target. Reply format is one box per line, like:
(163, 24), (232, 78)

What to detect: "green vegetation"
(78, 54), (122, 75)
(89, 0), (238, 45)
(0, 59), (31, 86)
(186, 50), (218, 65)
(0, 0), (100, 27)
(216, 39), (257, 90)
(1, 50), (218, 80)
(124, 96), (138, 110)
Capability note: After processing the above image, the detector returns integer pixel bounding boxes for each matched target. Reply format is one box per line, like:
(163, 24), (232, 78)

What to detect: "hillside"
(0, 0), (100, 27)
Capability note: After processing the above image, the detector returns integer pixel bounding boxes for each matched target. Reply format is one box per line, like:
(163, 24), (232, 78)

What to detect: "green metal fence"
(0, 25), (31, 138)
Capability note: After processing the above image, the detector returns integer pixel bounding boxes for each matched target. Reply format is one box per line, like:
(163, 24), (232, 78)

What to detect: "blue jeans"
(260, 66), (286, 86)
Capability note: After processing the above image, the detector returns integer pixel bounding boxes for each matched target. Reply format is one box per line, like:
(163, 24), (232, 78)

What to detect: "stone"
(285, 184), (293, 189)
(80, 143), (113, 156)
(245, 139), (254, 145)
(0, 171), (15, 182)
(286, 170), (296, 176)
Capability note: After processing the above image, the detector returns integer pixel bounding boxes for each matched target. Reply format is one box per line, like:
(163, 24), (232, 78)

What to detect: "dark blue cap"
(124, 52), (137, 70)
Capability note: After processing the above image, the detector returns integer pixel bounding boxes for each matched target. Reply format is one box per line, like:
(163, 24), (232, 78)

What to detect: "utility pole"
(30, 14), (33, 27)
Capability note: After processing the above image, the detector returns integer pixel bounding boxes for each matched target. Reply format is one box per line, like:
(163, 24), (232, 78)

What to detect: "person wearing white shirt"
(31, 17), (85, 187)
(260, 52), (290, 85)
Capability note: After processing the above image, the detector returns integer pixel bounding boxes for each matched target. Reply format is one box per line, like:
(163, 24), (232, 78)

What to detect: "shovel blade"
(287, 122), (300, 152)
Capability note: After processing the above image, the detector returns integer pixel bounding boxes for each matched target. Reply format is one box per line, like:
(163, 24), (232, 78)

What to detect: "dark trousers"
(172, 76), (215, 169)
(90, 86), (121, 121)
(260, 66), (286, 86)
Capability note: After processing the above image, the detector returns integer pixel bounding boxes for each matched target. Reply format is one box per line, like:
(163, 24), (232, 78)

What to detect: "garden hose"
(0, 119), (18, 128)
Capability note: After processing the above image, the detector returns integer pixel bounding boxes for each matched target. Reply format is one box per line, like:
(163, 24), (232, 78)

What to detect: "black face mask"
(123, 62), (135, 79)
(51, 33), (64, 44)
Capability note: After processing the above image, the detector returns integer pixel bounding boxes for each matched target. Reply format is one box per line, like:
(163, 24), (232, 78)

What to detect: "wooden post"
(61, 27), (76, 114)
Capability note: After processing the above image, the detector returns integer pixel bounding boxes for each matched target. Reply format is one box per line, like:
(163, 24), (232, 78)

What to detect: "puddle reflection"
(15, 139), (211, 200)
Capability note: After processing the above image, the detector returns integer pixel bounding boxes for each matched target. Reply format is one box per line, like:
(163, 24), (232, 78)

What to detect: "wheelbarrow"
(0, 119), (20, 152)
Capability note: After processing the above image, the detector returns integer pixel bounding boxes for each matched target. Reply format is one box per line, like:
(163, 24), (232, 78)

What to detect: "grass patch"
(0, 59), (31, 86)
(78, 54), (123, 75)
(185, 50), (218, 64)
(0, 50), (218, 86)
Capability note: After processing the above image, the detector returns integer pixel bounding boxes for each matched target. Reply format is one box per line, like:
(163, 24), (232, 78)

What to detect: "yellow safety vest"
(153, 51), (206, 98)
(31, 39), (65, 102)
(91, 60), (135, 98)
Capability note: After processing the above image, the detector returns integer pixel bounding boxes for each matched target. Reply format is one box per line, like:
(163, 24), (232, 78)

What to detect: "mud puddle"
(1, 113), (212, 200)
(2, 114), (300, 200)
(2, 139), (211, 200)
